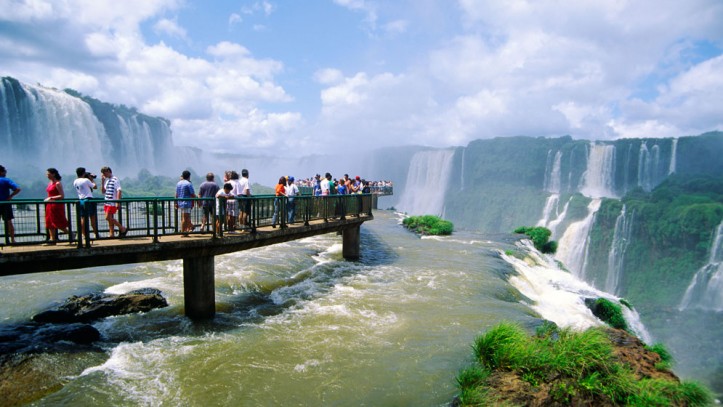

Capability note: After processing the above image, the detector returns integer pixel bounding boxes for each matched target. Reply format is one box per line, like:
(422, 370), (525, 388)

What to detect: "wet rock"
(32, 288), (168, 323)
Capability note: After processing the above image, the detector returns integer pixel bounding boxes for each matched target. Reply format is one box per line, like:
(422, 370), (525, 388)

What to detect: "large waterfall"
(0, 77), (175, 175)
(555, 142), (616, 277)
(396, 149), (455, 216)
(679, 221), (723, 311)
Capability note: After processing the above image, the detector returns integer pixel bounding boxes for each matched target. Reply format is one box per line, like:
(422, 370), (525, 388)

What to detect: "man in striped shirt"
(101, 166), (128, 238)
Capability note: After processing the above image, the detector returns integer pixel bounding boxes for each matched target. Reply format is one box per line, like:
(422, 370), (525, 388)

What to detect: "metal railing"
(0, 194), (374, 249)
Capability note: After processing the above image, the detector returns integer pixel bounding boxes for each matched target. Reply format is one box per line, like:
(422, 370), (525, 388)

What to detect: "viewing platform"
(1, 194), (376, 319)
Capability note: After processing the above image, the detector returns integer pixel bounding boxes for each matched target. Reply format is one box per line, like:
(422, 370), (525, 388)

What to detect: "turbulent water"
(0, 211), (657, 406)
(0, 212), (534, 406)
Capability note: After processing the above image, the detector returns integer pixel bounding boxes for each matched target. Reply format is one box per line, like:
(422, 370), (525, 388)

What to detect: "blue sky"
(1, 0), (722, 157)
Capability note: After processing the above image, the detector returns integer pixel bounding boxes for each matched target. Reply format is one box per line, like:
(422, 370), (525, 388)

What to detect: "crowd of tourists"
(0, 165), (392, 244)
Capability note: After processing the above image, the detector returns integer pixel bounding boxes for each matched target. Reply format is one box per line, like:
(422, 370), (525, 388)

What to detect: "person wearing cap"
(351, 176), (362, 194)
(286, 176), (299, 223)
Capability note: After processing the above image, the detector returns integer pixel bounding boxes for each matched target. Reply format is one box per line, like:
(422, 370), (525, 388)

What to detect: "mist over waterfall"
(679, 221), (723, 311)
(397, 149), (455, 216)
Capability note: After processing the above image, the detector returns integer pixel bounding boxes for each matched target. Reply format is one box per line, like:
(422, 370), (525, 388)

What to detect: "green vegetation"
(456, 323), (714, 406)
(514, 226), (557, 254)
(402, 215), (454, 236)
(586, 298), (628, 331)
(645, 343), (674, 370)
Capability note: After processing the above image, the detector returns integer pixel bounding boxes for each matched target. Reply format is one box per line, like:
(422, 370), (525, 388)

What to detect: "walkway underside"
(0, 216), (371, 276)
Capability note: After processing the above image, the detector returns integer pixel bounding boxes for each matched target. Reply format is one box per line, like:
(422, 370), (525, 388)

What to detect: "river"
(2, 211), (543, 406)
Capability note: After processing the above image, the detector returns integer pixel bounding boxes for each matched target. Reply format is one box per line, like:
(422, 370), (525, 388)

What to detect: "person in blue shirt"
(175, 170), (197, 236)
(0, 165), (21, 244)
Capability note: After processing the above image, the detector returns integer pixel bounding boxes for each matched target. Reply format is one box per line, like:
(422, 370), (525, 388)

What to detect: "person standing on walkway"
(73, 167), (99, 241)
(101, 166), (128, 238)
(238, 169), (252, 229)
(271, 176), (286, 228)
(44, 168), (71, 245)
(199, 172), (220, 231)
(0, 165), (21, 244)
(176, 170), (197, 236)
(286, 176), (299, 223)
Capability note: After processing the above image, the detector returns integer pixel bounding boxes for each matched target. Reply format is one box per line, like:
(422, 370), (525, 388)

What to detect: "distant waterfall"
(637, 142), (662, 192)
(538, 150), (563, 227)
(0, 76), (175, 175)
(546, 197), (571, 239)
(555, 199), (602, 278)
(543, 150), (562, 193)
(459, 147), (466, 191)
(668, 138), (678, 175)
(0, 77), (110, 170)
(580, 143), (616, 198)
(397, 149), (455, 216)
(537, 195), (560, 227)
(679, 221), (723, 311)
(605, 205), (634, 294)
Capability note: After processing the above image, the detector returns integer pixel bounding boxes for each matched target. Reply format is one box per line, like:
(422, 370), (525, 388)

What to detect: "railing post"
(153, 199), (159, 243)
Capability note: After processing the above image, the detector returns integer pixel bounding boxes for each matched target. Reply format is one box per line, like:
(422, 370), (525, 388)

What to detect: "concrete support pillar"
(342, 225), (361, 260)
(372, 194), (378, 210)
(183, 255), (216, 319)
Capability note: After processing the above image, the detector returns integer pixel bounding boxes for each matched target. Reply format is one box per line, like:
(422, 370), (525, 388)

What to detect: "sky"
(1, 0), (722, 157)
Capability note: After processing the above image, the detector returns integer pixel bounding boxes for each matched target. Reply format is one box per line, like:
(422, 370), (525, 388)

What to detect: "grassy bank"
(456, 322), (713, 406)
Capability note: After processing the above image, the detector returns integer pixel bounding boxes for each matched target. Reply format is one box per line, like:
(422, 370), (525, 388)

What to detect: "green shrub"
(587, 298), (629, 331)
(514, 226), (557, 253)
(402, 215), (454, 236)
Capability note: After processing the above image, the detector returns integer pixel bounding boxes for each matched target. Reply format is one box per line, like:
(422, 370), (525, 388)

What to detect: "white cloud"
(1, 0), (721, 159)
(153, 18), (188, 41)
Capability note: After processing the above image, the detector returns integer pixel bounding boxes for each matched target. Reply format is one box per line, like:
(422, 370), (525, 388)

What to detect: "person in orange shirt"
(271, 176), (286, 228)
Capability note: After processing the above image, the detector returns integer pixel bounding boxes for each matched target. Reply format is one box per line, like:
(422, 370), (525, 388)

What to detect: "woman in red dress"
(44, 168), (71, 245)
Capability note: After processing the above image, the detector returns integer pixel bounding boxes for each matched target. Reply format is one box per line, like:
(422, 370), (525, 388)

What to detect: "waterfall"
(0, 76), (176, 175)
(538, 150), (563, 227)
(580, 143), (616, 198)
(605, 205), (634, 294)
(396, 149), (455, 216)
(0, 77), (111, 170)
(555, 198), (602, 278)
(459, 147), (466, 191)
(544, 150), (562, 193)
(537, 195), (560, 227)
(546, 197), (571, 239)
(637, 142), (662, 192)
(502, 240), (652, 342)
(679, 221), (723, 311)
(668, 138), (678, 175)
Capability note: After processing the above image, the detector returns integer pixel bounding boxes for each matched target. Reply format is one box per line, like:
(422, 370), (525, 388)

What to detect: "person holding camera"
(73, 167), (99, 241)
